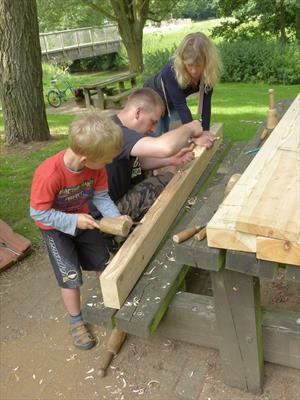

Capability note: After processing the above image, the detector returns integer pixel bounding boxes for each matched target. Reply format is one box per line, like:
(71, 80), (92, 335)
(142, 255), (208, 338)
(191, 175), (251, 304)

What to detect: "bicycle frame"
(50, 76), (74, 98)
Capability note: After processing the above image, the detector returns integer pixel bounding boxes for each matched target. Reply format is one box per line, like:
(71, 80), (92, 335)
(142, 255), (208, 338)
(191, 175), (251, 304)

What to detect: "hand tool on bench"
(173, 225), (207, 243)
(174, 172), (241, 244)
(173, 226), (202, 243)
(260, 88), (279, 141)
(193, 225), (207, 241)
(98, 327), (127, 377)
(98, 217), (134, 237)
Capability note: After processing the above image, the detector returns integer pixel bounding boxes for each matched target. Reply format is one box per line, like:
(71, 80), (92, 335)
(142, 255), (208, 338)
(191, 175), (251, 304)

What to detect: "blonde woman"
(144, 32), (222, 136)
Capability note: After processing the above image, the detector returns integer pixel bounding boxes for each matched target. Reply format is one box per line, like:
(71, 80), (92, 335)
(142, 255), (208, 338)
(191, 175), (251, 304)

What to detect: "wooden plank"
(286, 264), (300, 281)
(115, 259), (189, 337)
(207, 203), (256, 252)
(256, 236), (300, 266)
(262, 308), (300, 369)
(210, 269), (264, 393)
(82, 288), (117, 329)
(155, 292), (220, 349)
(207, 94), (300, 262)
(225, 250), (278, 279)
(155, 293), (300, 371)
(235, 149), (300, 242)
(100, 123), (223, 308)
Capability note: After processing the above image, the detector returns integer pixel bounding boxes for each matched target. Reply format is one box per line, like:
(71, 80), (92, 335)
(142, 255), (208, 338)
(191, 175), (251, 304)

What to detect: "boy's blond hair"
(69, 112), (123, 161)
(173, 32), (222, 91)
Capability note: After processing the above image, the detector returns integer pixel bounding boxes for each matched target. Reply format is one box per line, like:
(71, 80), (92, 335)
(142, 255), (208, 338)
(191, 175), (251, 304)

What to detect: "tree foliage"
(213, 0), (300, 43)
(37, 0), (180, 72)
(171, 0), (218, 20)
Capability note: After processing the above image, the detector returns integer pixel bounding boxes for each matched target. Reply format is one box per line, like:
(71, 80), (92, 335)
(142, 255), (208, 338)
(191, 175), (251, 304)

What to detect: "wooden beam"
(207, 94), (300, 265)
(100, 123), (223, 308)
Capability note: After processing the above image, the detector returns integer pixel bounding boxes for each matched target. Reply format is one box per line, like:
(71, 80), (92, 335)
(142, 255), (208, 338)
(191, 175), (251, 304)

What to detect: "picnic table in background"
(79, 71), (138, 109)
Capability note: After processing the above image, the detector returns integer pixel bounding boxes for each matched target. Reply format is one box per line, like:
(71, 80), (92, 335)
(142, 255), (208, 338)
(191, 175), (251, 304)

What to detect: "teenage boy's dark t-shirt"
(106, 115), (145, 202)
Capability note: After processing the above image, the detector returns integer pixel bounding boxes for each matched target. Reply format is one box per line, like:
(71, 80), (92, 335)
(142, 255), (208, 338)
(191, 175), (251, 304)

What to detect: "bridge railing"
(40, 25), (121, 54)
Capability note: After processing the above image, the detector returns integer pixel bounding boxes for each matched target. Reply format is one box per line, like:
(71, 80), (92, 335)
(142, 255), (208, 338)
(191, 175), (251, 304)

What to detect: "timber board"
(100, 123), (223, 308)
(114, 242), (189, 337)
(207, 95), (300, 265)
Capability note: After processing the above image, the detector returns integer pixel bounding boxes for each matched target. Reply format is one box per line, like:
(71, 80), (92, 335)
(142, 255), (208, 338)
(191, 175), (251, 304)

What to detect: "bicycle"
(47, 75), (76, 108)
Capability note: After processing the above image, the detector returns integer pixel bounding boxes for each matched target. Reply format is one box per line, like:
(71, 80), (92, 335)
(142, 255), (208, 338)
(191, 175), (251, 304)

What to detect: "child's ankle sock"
(69, 313), (83, 325)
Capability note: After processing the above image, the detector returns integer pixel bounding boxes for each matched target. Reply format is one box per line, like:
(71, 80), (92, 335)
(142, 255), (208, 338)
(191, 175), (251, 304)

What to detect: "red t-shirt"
(30, 150), (108, 229)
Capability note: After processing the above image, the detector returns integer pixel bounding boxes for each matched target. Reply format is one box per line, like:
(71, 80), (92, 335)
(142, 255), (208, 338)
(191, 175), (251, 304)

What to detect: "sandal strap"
(70, 321), (96, 350)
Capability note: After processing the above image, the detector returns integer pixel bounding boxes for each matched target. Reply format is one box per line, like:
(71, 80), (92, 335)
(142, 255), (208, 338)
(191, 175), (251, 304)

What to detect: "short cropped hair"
(173, 32), (222, 90)
(68, 111), (123, 162)
(126, 87), (165, 114)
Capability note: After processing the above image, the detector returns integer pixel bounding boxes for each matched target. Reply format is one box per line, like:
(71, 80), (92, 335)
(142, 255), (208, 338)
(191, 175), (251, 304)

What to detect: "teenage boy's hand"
(193, 131), (215, 149)
(171, 147), (195, 167)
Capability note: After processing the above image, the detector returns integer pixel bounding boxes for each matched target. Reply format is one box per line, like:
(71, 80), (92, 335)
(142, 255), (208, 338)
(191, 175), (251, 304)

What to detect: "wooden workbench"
(83, 96), (299, 394)
(79, 71), (138, 109)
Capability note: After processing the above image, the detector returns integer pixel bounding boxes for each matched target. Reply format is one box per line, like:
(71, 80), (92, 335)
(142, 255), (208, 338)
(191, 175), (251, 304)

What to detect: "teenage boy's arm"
(131, 120), (213, 158)
(139, 147), (195, 170)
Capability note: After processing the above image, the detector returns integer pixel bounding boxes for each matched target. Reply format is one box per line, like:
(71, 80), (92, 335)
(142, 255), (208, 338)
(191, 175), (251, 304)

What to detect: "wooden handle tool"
(98, 217), (133, 237)
(98, 328), (127, 377)
(173, 226), (202, 243)
(193, 226), (207, 241)
(266, 89), (278, 130)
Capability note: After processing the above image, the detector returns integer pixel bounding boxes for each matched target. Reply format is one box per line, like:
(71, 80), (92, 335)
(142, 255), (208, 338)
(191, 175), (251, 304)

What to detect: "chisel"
(173, 226), (202, 243)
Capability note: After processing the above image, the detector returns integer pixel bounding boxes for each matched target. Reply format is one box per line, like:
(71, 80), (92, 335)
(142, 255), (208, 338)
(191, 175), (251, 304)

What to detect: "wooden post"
(210, 268), (264, 393)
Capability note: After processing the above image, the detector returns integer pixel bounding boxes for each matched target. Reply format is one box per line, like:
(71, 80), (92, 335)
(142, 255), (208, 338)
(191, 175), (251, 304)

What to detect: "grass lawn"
(0, 80), (299, 247)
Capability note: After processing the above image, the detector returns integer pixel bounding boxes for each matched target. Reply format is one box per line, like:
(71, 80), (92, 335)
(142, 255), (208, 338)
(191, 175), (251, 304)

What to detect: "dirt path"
(1, 246), (299, 400)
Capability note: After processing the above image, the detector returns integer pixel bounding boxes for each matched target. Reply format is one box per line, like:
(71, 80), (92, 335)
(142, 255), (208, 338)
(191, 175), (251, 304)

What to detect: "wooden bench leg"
(83, 88), (92, 108)
(210, 268), (264, 394)
(97, 88), (105, 109)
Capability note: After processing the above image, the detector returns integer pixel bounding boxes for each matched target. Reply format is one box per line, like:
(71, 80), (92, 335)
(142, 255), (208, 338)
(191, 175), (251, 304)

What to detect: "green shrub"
(142, 45), (177, 79)
(69, 52), (127, 72)
(218, 40), (300, 84)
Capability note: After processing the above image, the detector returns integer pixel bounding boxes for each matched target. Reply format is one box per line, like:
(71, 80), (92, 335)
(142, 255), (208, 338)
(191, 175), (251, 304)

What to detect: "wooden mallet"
(260, 88), (279, 141)
(98, 328), (127, 377)
(98, 217), (133, 237)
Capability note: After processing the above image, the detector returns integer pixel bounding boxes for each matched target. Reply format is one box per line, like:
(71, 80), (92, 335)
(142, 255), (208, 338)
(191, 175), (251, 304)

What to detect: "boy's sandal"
(70, 321), (96, 350)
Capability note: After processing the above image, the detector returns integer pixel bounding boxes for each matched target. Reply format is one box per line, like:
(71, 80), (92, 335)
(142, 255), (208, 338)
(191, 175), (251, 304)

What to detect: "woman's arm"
(161, 62), (193, 124)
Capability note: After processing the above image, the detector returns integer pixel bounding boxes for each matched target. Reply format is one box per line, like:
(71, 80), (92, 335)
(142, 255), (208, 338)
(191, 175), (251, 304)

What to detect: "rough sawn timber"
(207, 94), (300, 265)
(100, 123), (223, 308)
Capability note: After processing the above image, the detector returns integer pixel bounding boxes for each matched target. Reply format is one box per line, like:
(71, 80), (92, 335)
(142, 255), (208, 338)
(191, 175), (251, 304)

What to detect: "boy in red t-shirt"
(30, 112), (130, 350)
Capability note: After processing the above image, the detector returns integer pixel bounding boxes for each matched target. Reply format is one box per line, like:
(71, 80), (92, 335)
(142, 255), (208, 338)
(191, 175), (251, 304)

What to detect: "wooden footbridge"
(40, 25), (122, 62)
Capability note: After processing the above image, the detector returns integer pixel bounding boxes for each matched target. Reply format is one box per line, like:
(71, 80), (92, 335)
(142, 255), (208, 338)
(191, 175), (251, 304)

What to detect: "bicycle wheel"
(47, 90), (62, 108)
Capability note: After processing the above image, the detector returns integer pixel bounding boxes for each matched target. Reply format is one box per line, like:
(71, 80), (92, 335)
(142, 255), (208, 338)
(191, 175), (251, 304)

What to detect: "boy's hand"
(77, 213), (99, 230)
(117, 214), (133, 224)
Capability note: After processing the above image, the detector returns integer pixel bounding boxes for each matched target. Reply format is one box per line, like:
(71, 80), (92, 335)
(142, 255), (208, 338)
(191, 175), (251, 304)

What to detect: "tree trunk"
(0, 0), (50, 145)
(110, 0), (149, 73)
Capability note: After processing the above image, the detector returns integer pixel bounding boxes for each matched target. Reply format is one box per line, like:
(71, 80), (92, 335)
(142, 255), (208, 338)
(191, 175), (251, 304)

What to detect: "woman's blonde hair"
(173, 32), (222, 90)
(69, 111), (123, 162)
